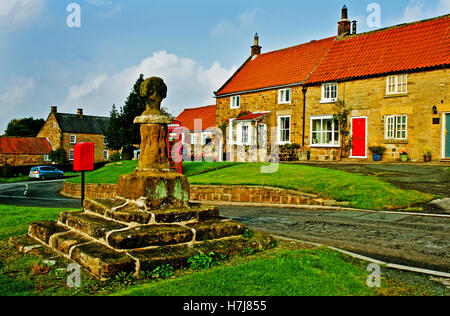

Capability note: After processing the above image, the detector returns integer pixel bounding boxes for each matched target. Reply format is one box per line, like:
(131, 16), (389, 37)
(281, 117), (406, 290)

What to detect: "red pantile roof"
(176, 105), (216, 131)
(216, 37), (336, 96)
(235, 112), (270, 121)
(216, 15), (449, 94)
(306, 15), (450, 84)
(0, 137), (52, 155)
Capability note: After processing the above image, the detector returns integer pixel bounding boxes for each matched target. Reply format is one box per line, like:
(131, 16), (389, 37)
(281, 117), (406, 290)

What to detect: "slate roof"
(55, 113), (110, 135)
(0, 137), (52, 155)
(216, 14), (449, 95)
(176, 105), (216, 131)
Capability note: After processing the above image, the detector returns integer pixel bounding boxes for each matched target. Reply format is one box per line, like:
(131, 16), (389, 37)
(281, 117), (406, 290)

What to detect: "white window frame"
(278, 88), (292, 104)
(191, 133), (198, 145)
(69, 149), (74, 161)
(310, 115), (340, 147)
(238, 122), (251, 146)
(321, 83), (338, 103)
(103, 150), (109, 160)
(229, 118), (236, 145)
(230, 95), (241, 109)
(386, 74), (408, 95)
(44, 155), (51, 162)
(277, 115), (291, 145)
(384, 115), (408, 140)
(69, 134), (77, 144)
(201, 132), (212, 145)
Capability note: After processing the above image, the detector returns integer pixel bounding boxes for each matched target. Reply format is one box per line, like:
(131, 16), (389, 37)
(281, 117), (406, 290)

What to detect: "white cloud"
(400, 0), (450, 23)
(63, 51), (237, 118)
(67, 73), (109, 100)
(0, 77), (35, 133)
(0, 0), (46, 31)
(212, 8), (263, 36)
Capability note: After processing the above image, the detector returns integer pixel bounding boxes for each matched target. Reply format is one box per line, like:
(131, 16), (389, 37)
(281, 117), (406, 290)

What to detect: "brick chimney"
(51, 106), (57, 114)
(251, 33), (262, 56)
(77, 108), (83, 118)
(338, 5), (351, 38)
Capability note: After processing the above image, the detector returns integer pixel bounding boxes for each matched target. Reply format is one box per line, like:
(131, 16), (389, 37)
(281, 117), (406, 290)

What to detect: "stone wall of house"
(0, 154), (46, 167)
(61, 132), (111, 162)
(37, 113), (61, 150)
(216, 86), (305, 147)
(305, 68), (450, 162)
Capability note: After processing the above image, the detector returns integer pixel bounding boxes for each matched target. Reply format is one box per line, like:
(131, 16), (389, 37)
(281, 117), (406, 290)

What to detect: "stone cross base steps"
(10, 198), (274, 280)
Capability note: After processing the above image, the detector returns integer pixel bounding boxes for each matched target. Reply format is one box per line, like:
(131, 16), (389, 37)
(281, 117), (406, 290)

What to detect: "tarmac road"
(0, 179), (80, 208)
(218, 205), (450, 273)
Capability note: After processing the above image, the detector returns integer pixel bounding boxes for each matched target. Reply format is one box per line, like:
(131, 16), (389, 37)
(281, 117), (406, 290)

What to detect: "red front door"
(351, 118), (367, 158)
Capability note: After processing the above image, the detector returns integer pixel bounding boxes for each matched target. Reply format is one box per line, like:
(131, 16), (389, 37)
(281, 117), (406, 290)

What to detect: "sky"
(0, 0), (449, 134)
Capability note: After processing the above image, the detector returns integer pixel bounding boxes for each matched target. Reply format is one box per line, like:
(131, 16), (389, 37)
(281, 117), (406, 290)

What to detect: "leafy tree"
(4, 117), (45, 137)
(49, 148), (68, 164)
(104, 74), (174, 160)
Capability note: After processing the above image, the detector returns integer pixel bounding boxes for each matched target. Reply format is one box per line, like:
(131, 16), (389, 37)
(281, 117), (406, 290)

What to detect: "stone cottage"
(0, 137), (52, 167)
(37, 106), (112, 162)
(215, 7), (450, 162)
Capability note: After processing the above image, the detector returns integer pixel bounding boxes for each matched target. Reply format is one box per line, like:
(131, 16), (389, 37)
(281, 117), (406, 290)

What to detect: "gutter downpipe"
(302, 86), (308, 147)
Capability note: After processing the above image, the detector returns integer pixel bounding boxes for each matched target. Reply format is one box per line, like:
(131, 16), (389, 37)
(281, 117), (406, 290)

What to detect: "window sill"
(383, 139), (409, 144)
(320, 100), (338, 104)
(278, 102), (292, 105)
(384, 93), (408, 98)
(310, 144), (341, 148)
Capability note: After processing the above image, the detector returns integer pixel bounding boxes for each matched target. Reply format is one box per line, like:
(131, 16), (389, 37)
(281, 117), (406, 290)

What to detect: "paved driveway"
(219, 205), (450, 273)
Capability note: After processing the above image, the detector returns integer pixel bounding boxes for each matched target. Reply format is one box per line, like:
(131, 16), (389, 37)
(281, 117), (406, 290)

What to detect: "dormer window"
(278, 88), (291, 104)
(321, 83), (338, 103)
(230, 96), (240, 109)
(386, 74), (408, 95)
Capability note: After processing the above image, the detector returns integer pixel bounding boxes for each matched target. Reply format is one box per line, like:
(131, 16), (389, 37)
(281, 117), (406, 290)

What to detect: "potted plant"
(368, 146), (387, 162)
(424, 146), (432, 162)
(298, 146), (311, 161)
(400, 150), (409, 162)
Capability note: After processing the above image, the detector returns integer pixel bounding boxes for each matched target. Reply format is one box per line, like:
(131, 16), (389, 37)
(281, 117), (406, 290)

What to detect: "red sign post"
(74, 143), (94, 208)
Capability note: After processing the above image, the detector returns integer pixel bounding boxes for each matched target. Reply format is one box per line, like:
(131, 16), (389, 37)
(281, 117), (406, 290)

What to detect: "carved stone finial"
(140, 77), (168, 116)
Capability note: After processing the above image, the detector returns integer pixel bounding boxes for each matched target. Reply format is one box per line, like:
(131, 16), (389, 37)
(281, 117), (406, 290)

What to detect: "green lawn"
(114, 248), (373, 296)
(188, 163), (433, 210)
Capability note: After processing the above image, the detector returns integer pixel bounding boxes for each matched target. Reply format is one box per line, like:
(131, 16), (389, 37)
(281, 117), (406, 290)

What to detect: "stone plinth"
(134, 114), (172, 171)
(116, 170), (190, 209)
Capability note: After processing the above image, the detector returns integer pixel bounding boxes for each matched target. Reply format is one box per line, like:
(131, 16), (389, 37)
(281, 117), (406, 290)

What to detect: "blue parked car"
(29, 166), (64, 180)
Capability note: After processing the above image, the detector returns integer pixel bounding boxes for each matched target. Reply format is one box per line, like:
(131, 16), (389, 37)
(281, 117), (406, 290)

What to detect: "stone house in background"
(37, 106), (112, 162)
(0, 137), (52, 167)
(215, 7), (450, 162)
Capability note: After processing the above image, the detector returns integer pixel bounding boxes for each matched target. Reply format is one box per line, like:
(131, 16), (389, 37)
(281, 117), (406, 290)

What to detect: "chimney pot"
(251, 33), (262, 56)
(51, 106), (57, 114)
(338, 5), (351, 37)
(77, 108), (83, 117)
(352, 20), (357, 34)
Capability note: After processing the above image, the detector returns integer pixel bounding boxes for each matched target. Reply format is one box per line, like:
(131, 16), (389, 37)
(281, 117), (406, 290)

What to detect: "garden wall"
(62, 182), (331, 207)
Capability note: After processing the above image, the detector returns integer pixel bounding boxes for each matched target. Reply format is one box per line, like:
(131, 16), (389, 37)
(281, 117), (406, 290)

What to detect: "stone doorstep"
(16, 220), (275, 280)
(83, 198), (220, 225)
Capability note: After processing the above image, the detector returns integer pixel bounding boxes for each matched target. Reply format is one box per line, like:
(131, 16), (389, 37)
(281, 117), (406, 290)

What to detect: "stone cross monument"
(116, 77), (190, 209)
